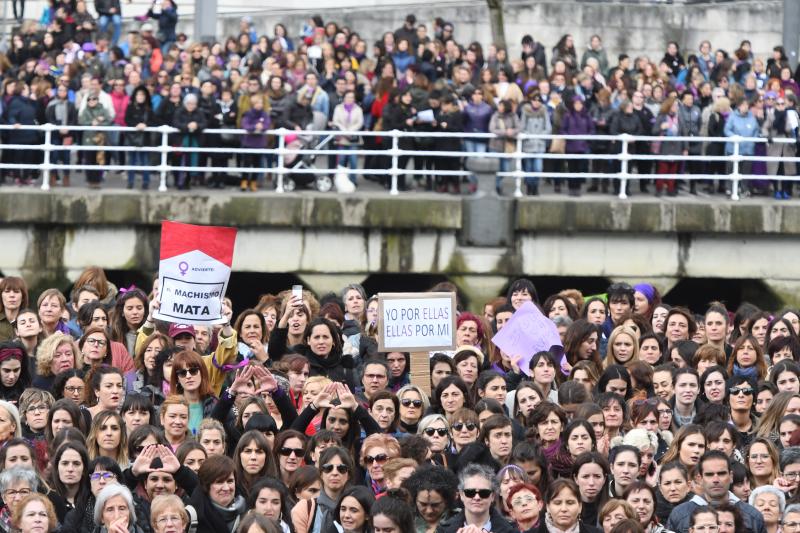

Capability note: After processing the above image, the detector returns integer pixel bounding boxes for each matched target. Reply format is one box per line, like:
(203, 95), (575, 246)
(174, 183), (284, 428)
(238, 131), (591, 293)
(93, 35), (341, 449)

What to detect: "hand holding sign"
(491, 301), (563, 377)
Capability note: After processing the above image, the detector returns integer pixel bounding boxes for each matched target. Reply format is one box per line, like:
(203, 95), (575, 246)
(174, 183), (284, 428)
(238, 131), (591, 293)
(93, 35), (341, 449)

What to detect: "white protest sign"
(377, 292), (456, 352)
(153, 221), (237, 326)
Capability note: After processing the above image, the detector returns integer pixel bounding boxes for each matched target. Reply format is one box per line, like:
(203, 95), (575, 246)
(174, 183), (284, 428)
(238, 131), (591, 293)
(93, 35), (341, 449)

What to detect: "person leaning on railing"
(724, 97), (760, 197)
(44, 84), (78, 188)
(172, 93), (207, 191)
(78, 91), (111, 190)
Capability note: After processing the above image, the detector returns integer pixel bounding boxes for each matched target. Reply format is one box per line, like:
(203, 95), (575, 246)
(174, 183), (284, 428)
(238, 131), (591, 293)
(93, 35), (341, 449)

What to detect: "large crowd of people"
(1, 267), (800, 533)
(1, 2), (800, 196)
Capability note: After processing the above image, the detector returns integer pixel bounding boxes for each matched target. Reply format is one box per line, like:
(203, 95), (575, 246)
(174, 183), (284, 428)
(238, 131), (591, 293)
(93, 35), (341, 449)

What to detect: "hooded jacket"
(520, 101), (552, 153)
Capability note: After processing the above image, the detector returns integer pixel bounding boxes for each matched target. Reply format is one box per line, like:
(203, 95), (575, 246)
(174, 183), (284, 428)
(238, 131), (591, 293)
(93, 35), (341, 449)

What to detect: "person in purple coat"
(559, 94), (595, 196)
(240, 94), (271, 192)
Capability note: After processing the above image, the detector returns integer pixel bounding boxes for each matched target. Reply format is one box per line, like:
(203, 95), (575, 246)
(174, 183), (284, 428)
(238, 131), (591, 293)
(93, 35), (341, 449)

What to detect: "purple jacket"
(241, 108), (270, 149)
(560, 109), (595, 153)
(464, 101), (493, 134)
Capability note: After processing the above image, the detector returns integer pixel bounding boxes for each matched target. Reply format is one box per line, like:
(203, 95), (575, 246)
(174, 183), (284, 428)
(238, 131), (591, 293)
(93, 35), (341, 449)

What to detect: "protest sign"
(491, 301), (563, 377)
(377, 292), (457, 352)
(153, 221), (237, 326)
(378, 292), (456, 395)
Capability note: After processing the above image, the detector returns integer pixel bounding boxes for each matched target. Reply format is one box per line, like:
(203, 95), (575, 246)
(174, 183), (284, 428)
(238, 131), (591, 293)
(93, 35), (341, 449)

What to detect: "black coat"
(173, 105), (207, 144)
(124, 102), (155, 147)
(44, 99), (78, 142)
(435, 110), (464, 152)
(436, 507), (517, 533)
(382, 102), (415, 150)
(6, 95), (40, 144)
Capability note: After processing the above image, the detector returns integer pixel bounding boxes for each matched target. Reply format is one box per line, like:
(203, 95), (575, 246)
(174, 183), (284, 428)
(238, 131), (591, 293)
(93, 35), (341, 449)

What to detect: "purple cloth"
(634, 283), (655, 303)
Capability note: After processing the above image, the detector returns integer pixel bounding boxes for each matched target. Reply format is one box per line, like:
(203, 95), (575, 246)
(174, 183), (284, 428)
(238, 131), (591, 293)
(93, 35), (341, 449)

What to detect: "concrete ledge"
(0, 190), (463, 230)
(515, 198), (800, 234)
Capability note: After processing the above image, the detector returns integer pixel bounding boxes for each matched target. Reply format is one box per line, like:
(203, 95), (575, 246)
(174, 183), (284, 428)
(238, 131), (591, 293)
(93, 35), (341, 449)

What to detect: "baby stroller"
(283, 111), (335, 192)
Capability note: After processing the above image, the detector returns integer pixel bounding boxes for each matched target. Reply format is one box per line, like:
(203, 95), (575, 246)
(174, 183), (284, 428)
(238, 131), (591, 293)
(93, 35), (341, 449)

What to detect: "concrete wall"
(3, 188), (800, 306)
(213, 1), (782, 69)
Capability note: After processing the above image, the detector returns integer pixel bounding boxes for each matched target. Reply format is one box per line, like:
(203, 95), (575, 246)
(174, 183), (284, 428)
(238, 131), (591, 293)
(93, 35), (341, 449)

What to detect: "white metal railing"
(0, 123), (796, 200)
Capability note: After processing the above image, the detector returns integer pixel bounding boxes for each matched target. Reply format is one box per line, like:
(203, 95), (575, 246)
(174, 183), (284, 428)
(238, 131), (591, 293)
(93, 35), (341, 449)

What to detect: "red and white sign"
(153, 221), (237, 325)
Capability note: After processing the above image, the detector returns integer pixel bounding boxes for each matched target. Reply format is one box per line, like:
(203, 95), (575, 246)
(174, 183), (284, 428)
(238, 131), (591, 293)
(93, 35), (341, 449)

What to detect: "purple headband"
(634, 283), (655, 303)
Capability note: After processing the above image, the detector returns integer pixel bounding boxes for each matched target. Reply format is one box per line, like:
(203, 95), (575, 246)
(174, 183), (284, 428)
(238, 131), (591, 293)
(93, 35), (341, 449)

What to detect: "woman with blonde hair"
(359, 433), (401, 495)
(600, 499), (638, 533)
(12, 493), (57, 533)
(33, 333), (82, 390)
(150, 494), (189, 533)
(606, 326), (641, 368)
(755, 391), (800, 441)
(746, 437), (780, 488)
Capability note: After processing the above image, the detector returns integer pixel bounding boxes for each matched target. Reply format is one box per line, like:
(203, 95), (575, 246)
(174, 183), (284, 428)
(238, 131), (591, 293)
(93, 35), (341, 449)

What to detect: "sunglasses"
(452, 422), (477, 432)
(175, 367), (201, 378)
(279, 447), (304, 457)
(463, 488), (493, 499)
(729, 387), (754, 396)
(401, 398), (422, 408)
(424, 427), (448, 437)
(321, 463), (349, 474)
(365, 453), (388, 465)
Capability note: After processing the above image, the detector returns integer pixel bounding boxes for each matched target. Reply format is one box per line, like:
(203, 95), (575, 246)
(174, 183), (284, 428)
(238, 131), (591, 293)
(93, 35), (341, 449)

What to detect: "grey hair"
(748, 484), (786, 513)
(417, 414), (449, 436)
(182, 93), (198, 106)
(94, 484), (136, 526)
(784, 504), (800, 521)
(341, 283), (366, 302)
(0, 467), (39, 493)
(457, 463), (499, 493)
(552, 315), (573, 329)
(780, 446), (800, 471)
(0, 401), (21, 439)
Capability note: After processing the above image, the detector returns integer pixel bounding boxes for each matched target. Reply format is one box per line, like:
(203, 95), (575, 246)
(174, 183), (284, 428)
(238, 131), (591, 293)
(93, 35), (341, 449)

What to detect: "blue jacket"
(724, 109), (760, 155)
(463, 101), (493, 134)
(391, 51), (415, 75)
(666, 493), (766, 533)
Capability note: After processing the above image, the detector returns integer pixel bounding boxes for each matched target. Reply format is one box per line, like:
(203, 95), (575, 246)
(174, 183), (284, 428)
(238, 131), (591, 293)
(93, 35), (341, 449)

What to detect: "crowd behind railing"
(1, 1), (799, 198)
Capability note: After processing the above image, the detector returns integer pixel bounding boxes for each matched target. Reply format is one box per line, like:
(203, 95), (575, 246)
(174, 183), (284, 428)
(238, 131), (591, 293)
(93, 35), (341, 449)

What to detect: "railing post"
(158, 125), (170, 192)
(618, 134), (630, 200)
(389, 131), (399, 196)
(730, 136), (741, 201)
(40, 124), (53, 191)
(275, 128), (286, 193)
(513, 135), (524, 198)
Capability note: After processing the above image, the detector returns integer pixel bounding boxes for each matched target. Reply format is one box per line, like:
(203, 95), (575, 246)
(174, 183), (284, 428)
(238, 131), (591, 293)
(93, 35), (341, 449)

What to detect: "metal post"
(275, 129), (286, 193)
(40, 124), (53, 191)
(785, 0), (800, 70)
(618, 134), (630, 200)
(513, 135), (523, 198)
(158, 126), (170, 192)
(730, 136), (741, 201)
(390, 131), (399, 196)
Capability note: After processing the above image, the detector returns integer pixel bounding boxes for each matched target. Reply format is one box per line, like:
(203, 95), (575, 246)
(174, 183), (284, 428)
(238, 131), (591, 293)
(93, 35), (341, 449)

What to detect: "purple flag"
(491, 301), (564, 377)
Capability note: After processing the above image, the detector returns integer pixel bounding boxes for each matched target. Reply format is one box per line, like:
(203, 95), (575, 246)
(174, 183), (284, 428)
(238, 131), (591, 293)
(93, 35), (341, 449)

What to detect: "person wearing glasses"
(688, 508), (719, 533)
(417, 415), (451, 468)
(780, 504), (800, 533)
(63, 456), (123, 533)
(272, 429), (307, 486)
(79, 326), (135, 375)
(728, 375), (758, 449)
(666, 450), (766, 533)
(359, 434), (401, 496)
(0, 467), (40, 533)
(291, 446), (353, 533)
(396, 385), (429, 435)
(749, 485), (785, 533)
(149, 494), (189, 533)
(437, 463), (516, 533)
(17, 388), (51, 444)
(357, 360), (390, 409)
(747, 438), (780, 489)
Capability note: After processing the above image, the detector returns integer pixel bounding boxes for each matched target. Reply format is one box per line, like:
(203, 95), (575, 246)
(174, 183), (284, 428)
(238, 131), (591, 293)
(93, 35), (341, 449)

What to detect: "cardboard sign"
(153, 221), (237, 325)
(491, 301), (563, 377)
(377, 292), (457, 352)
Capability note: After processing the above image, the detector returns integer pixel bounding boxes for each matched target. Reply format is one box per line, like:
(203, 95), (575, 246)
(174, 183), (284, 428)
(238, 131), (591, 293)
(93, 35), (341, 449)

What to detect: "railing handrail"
(0, 123), (790, 144)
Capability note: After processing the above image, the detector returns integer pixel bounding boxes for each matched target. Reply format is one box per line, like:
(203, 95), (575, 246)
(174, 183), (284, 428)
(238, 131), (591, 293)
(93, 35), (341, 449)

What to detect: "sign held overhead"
(377, 292), (457, 352)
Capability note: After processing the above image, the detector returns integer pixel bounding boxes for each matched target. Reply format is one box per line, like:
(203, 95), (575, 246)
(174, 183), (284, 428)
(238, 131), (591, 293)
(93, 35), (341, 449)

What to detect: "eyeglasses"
(364, 373), (386, 381)
(90, 472), (116, 481)
(749, 453), (771, 461)
(25, 404), (48, 414)
(321, 463), (349, 474)
(365, 453), (388, 465)
(783, 522), (800, 531)
(693, 527), (719, 532)
(784, 472), (800, 480)
(156, 515), (184, 526)
(64, 385), (84, 394)
(175, 367), (201, 378)
(658, 409), (672, 416)
(401, 398), (422, 408)
(729, 387), (754, 396)
(279, 447), (304, 457)
(3, 488), (31, 497)
(463, 488), (493, 499)
(511, 494), (537, 507)
(452, 422), (477, 432)
(85, 337), (107, 347)
(424, 427), (448, 437)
